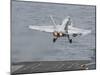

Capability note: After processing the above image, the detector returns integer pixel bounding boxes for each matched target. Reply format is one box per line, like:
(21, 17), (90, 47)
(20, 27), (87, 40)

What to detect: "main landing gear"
(69, 39), (72, 43)
(53, 38), (57, 43)
(67, 34), (72, 44)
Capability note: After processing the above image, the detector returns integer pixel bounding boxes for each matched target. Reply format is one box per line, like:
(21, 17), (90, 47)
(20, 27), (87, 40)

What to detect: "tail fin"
(61, 16), (72, 30)
(49, 15), (56, 25)
(49, 15), (57, 29)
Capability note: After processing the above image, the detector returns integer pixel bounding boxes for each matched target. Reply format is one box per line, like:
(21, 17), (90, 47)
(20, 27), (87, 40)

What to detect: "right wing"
(29, 25), (55, 33)
(68, 26), (91, 36)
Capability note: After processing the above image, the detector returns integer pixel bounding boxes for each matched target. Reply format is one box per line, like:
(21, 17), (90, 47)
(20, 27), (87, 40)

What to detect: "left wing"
(29, 25), (55, 33)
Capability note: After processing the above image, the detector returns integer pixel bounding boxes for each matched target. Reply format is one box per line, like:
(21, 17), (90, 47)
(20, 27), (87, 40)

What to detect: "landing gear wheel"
(53, 38), (57, 43)
(69, 39), (72, 43)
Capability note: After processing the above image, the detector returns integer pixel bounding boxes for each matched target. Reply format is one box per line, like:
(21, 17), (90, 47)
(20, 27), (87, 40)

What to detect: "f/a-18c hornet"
(29, 16), (91, 43)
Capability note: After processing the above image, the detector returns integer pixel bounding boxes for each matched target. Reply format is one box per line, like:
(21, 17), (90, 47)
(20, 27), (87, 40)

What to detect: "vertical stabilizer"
(61, 16), (71, 30)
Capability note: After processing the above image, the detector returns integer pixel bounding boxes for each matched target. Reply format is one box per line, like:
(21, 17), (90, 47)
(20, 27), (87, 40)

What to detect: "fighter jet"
(29, 16), (91, 43)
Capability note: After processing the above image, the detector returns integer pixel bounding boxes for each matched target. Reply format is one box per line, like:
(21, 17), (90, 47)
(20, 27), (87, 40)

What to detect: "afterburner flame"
(53, 31), (64, 37)
(59, 32), (63, 36)
(53, 32), (58, 37)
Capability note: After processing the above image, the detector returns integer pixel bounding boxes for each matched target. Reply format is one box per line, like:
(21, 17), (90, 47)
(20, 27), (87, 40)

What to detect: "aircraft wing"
(68, 26), (91, 36)
(29, 25), (55, 33)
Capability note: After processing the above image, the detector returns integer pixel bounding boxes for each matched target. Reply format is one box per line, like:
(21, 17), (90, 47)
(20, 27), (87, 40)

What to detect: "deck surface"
(11, 60), (96, 75)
